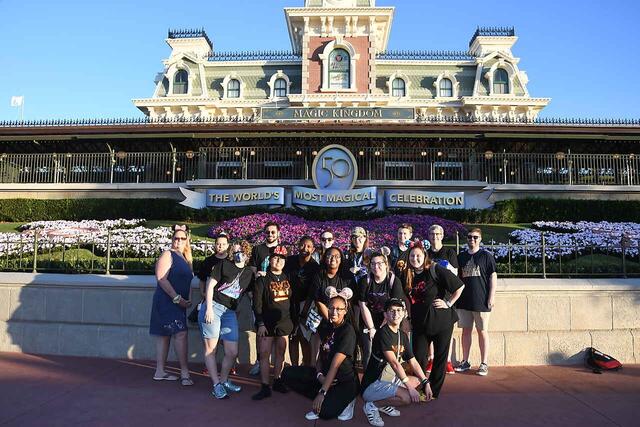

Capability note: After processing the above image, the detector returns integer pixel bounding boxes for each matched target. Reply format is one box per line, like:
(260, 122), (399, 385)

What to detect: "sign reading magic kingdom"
(261, 107), (415, 121)
(179, 145), (466, 210)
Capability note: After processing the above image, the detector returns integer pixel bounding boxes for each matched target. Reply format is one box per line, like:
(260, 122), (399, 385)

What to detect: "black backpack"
(585, 347), (622, 374)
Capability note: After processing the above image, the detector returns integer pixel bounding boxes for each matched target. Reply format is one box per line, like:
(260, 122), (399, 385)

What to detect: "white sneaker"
(363, 402), (384, 427)
(249, 361), (260, 376)
(338, 399), (356, 421)
(305, 411), (319, 420)
(378, 405), (401, 417)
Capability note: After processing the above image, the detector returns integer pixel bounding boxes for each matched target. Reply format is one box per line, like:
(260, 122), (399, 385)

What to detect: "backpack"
(585, 347), (622, 373)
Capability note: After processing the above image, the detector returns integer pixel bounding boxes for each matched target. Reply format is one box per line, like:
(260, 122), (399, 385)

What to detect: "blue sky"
(1, 0), (639, 120)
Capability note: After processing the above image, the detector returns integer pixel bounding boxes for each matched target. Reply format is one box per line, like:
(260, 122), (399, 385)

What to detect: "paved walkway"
(0, 352), (638, 427)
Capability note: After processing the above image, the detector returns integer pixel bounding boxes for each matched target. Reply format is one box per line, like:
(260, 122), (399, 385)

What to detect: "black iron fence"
(1, 233), (638, 277)
(1, 148), (638, 185)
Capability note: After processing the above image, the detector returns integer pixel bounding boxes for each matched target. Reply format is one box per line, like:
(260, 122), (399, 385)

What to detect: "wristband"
(420, 378), (430, 386)
(172, 295), (181, 304)
(401, 377), (409, 384)
(445, 300), (452, 308)
(318, 388), (327, 396)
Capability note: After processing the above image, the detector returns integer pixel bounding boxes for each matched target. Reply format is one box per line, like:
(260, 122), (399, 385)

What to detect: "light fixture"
(359, 151), (364, 156)
(166, 170), (171, 175)
(250, 150), (256, 156)
(555, 151), (565, 160)
(176, 167), (182, 172)
(421, 151), (427, 156)
(484, 150), (494, 160)
(437, 151), (443, 157)
(296, 150), (302, 156)
(312, 150), (318, 156)
(234, 150), (241, 156)
(374, 151), (381, 156)
(185, 150), (195, 159)
(116, 151), (127, 159)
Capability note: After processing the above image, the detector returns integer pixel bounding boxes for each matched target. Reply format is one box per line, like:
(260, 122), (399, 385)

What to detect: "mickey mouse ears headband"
(407, 238), (431, 251)
(325, 286), (353, 302)
(173, 224), (190, 232)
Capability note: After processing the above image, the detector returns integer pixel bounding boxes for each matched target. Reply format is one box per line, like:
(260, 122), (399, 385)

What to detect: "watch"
(172, 295), (181, 304)
(318, 388), (327, 396)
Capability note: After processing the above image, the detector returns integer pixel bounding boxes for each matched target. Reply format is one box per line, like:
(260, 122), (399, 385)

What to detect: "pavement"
(0, 352), (638, 427)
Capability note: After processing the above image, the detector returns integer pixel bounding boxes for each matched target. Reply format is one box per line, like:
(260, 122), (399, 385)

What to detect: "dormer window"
(493, 69), (509, 94)
(274, 78), (287, 97)
(329, 48), (350, 89)
(439, 79), (453, 97)
(227, 79), (241, 98)
(173, 70), (188, 95)
(392, 78), (406, 97)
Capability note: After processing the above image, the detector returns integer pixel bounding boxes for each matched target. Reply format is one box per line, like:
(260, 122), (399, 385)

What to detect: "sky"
(1, 0), (639, 121)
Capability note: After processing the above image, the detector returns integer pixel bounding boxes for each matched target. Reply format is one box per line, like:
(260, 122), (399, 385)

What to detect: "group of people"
(149, 221), (497, 425)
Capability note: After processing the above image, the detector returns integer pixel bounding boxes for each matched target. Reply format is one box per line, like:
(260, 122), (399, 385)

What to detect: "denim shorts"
(198, 301), (239, 342)
(362, 378), (402, 402)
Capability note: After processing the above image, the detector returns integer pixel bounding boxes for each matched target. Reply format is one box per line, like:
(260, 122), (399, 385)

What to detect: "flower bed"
(210, 213), (468, 250)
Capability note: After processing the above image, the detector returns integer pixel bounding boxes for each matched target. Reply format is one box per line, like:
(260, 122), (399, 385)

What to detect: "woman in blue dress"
(150, 225), (194, 386)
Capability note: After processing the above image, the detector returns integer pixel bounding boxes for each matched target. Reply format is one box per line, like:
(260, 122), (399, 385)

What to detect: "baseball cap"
(384, 298), (406, 311)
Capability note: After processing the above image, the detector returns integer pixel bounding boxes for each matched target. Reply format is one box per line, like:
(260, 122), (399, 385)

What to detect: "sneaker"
(378, 406), (400, 417)
(222, 380), (242, 393)
(425, 359), (433, 373)
(272, 378), (289, 393)
(338, 399), (355, 421)
(363, 402), (384, 427)
(305, 411), (320, 420)
(249, 361), (261, 376)
(212, 383), (228, 399)
(446, 361), (455, 374)
(455, 360), (471, 372)
(252, 384), (272, 400)
(477, 363), (489, 376)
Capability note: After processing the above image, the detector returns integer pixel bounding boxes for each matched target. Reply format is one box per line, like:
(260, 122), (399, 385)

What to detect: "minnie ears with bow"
(325, 286), (353, 302)
(173, 224), (190, 232)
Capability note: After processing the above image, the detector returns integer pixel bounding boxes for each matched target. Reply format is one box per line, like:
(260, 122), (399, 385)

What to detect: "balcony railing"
(0, 149), (638, 186)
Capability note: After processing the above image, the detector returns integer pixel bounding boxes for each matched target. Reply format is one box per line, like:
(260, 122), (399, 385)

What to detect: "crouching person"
(361, 298), (432, 427)
(282, 286), (359, 421)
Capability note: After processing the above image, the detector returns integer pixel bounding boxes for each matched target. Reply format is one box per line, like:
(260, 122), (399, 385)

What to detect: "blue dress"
(149, 251), (194, 336)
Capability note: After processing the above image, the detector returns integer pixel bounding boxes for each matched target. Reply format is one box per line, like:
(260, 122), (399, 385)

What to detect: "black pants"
(281, 366), (359, 420)
(412, 325), (453, 398)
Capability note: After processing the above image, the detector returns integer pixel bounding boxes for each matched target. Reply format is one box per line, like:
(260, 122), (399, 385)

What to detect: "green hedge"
(1, 198), (639, 223)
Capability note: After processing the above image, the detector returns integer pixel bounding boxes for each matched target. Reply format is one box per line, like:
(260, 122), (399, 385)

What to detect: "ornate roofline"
(469, 26), (516, 47)
(167, 28), (213, 49)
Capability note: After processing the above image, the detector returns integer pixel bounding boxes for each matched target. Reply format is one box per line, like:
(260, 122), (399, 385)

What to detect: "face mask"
(233, 252), (245, 263)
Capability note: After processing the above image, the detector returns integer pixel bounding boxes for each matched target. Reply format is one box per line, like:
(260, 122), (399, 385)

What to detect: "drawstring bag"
(585, 347), (622, 374)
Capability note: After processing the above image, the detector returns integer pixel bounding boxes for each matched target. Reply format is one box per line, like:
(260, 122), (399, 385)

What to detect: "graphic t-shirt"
(250, 243), (276, 273)
(311, 272), (356, 307)
(357, 274), (405, 328)
(361, 325), (414, 392)
(345, 251), (368, 283)
(456, 249), (497, 312)
(406, 265), (463, 334)
(211, 259), (255, 311)
(253, 270), (293, 331)
(319, 322), (357, 384)
(390, 246), (410, 275)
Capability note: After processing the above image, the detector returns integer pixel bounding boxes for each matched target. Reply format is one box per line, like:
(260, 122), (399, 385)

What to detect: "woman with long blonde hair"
(150, 224), (194, 386)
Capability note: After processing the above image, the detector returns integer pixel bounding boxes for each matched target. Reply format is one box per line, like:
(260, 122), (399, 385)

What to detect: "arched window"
(274, 78), (287, 97)
(493, 69), (509, 94)
(392, 78), (406, 97)
(329, 48), (350, 89)
(227, 79), (241, 98)
(173, 70), (188, 94)
(439, 78), (453, 97)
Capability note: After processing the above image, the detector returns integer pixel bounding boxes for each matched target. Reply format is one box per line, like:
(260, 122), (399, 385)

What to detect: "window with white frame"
(274, 78), (287, 98)
(493, 69), (509, 94)
(227, 79), (241, 98)
(329, 48), (350, 89)
(439, 78), (453, 97)
(392, 78), (406, 97)
(173, 70), (188, 95)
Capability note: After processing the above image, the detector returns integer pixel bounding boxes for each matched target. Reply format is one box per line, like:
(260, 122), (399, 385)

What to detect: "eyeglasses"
(173, 237), (187, 241)
(321, 237), (334, 242)
(371, 261), (386, 267)
(467, 235), (481, 240)
(327, 255), (340, 260)
(329, 307), (347, 312)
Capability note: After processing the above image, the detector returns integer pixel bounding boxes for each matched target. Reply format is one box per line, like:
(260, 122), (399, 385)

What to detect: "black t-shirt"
(406, 265), (463, 334)
(249, 243), (276, 272)
(345, 251), (368, 284)
(211, 260), (255, 311)
(197, 254), (227, 282)
(253, 271), (293, 332)
(361, 325), (414, 392)
(357, 274), (405, 328)
(319, 322), (357, 384)
(457, 250), (497, 312)
(428, 247), (459, 270)
(390, 246), (410, 275)
(311, 271), (356, 307)
(284, 255), (320, 308)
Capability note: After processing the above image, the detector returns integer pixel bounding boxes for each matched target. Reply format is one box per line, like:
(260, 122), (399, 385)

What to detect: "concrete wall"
(1, 273), (638, 366)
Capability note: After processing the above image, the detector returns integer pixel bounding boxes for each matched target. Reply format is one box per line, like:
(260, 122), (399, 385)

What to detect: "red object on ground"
(0, 352), (638, 427)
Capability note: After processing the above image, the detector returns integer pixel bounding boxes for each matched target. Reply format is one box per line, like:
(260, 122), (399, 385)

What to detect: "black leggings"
(412, 325), (453, 398)
(281, 366), (359, 420)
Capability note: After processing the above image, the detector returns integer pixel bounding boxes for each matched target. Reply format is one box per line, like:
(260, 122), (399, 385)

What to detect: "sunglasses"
(467, 235), (481, 240)
(173, 237), (187, 241)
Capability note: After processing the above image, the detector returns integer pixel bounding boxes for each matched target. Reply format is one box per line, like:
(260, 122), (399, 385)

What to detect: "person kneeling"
(252, 246), (293, 400)
(360, 298), (432, 427)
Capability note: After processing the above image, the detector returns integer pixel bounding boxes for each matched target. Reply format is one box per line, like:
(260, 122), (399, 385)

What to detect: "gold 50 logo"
(312, 145), (358, 190)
